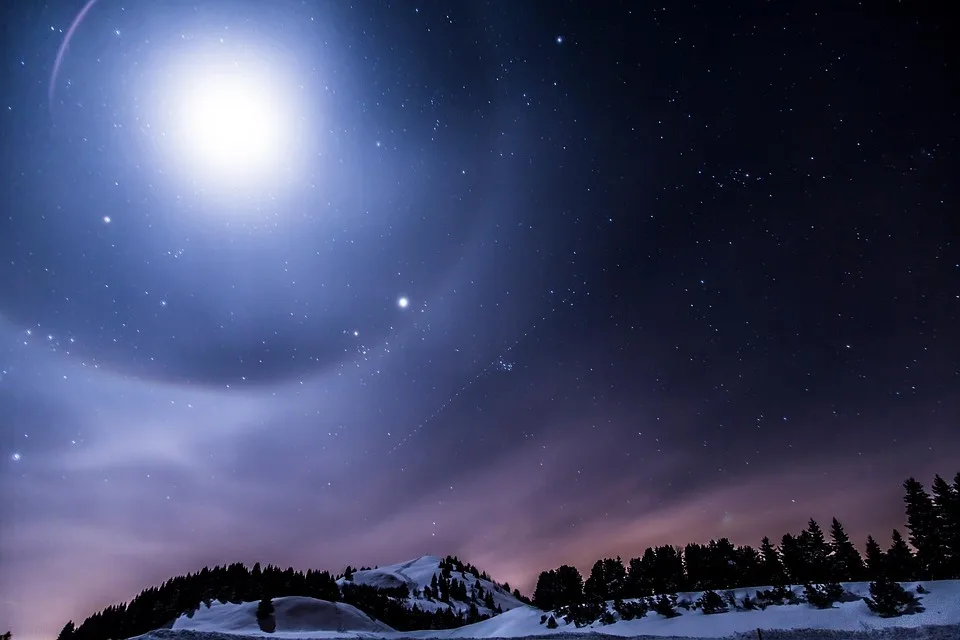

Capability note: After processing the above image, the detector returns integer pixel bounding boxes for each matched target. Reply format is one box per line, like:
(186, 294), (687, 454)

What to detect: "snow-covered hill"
(171, 596), (394, 635)
(337, 555), (525, 617)
(130, 579), (960, 640)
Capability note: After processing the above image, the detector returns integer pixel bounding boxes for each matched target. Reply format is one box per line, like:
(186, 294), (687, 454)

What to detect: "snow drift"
(172, 596), (394, 634)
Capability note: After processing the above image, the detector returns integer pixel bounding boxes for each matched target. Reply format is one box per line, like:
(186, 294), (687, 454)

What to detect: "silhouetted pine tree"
(533, 566), (583, 610)
(256, 597), (275, 633)
(931, 474), (960, 577)
(903, 478), (948, 578)
(56, 622), (75, 640)
(885, 529), (917, 581)
(704, 538), (739, 589)
(584, 560), (608, 601)
(864, 535), (886, 580)
(735, 544), (763, 587)
(802, 519), (832, 582)
(466, 602), (480, 624)
(650, 545), (686, 593)
(602, 557), (627, 599)
(683, 543), (710, 590)
(625, 550), (655, 597)
(829, 517), (865, 581)
(780, 533), (806, 584)
(555, 565), (584, 607)
(759, 536), (787, 586)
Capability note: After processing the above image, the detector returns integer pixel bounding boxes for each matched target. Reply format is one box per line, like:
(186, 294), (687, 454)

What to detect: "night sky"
(1, 1), (958, 638)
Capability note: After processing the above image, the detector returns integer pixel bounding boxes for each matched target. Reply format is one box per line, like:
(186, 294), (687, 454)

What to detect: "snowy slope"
(171, 596), (394, 636)
(130, 579), (960, 640)
(338, 555), (525, 616)
(427, 581), (960, 639)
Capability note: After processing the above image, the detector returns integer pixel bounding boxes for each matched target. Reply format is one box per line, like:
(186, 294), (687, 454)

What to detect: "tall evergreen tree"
(708, 538), (739, 589)
(864, 535), (886, 580)
(780, 533), (806, 584)
(759, 536), (786, 586)
(903, 477), (948, 578)
(602, 557), (627, 599)
(886, 529), (918, 581)
(735, 544), (763, 588)
(803, 519), (832, 582)
(931, 474), (960, 578)
(583, 560), (608, 601)
(625, 551), (654, 597)
(650, 545), (686, 593)
(554, 565), (584, 607)
(684, 543), (709, 590)
(533, 566), (583, 610)
(829, 517), (865, 581)
(56, 622), (75, 640)
(532, 570), (559, 610)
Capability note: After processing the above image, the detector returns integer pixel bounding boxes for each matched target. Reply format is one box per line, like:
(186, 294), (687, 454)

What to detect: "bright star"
(11, 452), (21, 462)
(398, 297), (409, 309)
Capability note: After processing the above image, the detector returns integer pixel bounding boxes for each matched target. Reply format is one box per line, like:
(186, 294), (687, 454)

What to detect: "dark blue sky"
(1, 2), (957, 639)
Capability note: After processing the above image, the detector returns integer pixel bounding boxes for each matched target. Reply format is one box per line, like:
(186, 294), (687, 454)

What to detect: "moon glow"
(168, 58), (293, 184)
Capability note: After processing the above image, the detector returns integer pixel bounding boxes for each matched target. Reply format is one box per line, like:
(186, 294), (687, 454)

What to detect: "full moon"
(179, 72), (284, 176)
(153, 46), (302, 191)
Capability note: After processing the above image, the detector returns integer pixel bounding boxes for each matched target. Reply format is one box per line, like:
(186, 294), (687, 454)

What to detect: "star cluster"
(1, 2), (958, 640)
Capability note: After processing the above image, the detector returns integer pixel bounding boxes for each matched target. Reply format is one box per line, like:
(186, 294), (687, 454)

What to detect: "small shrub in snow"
(651, 593), (680, 618)
(613, 597), (648, 620)
(677, 597), (693, 610)
(864, 578), (925, 618)
(599, 609), (617, 625)
(545, 615), (558, 629)
(740, 594), (758, 610)
(539, 614), (547, 625)
(696, 590), (729, 615)
(916, 584), (929, 594)
(561, 600), (604, 627)
(804, 582), (845, 609)
(724, 590), (738, 608)
(756, 585), (794, 606)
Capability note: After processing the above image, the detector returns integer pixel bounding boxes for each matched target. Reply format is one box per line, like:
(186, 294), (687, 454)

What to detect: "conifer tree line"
(532, 472), (960, 611)
(47, 472), (958, 640)
(55, 555), (516, 640)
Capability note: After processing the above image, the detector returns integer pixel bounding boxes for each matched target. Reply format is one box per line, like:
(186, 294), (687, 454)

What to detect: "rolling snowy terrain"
(130, 570), (960, 640)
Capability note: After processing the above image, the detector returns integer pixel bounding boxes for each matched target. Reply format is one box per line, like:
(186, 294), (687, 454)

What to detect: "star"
(397, 297), (409, 309)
